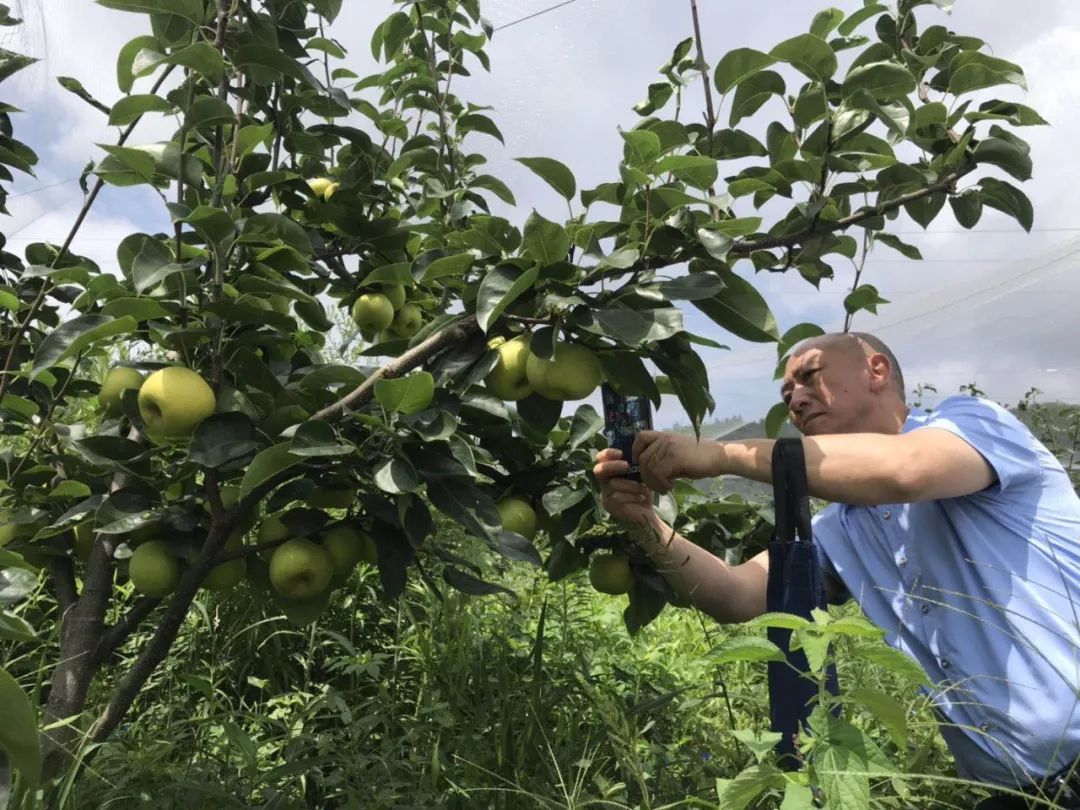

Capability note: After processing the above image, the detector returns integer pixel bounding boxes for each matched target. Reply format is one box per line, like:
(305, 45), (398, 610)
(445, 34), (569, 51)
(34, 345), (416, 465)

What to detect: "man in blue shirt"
(594, 332), (1080, 808)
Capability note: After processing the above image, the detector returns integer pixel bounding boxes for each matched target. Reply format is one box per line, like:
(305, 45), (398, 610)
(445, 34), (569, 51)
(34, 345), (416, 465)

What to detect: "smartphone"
(601, 383), (654, 482)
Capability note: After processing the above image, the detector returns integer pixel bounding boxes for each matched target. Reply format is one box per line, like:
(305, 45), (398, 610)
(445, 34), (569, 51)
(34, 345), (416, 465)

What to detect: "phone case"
(601, 383), (654, 482)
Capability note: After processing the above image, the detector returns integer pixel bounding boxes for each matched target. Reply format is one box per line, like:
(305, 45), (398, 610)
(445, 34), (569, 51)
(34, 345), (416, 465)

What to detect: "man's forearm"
(629, 516), (767, 624)
(712, 434), (914, 506)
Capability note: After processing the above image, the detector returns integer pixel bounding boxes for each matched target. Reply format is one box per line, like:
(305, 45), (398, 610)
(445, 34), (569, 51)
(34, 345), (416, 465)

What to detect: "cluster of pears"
(307, 176), (340, 201)
(494, 493), (634, 596)
(351, 283), (424, 343)
(99, 364), (216, 441)
(485, 335), (602, 402)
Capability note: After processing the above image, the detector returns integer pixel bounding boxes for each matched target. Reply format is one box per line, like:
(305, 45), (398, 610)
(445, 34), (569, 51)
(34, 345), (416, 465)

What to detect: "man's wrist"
(708, 440), (729, 478)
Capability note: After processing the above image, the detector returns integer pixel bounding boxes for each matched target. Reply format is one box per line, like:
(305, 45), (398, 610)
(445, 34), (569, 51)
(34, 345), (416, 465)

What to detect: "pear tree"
(0, 0), (1044, 792)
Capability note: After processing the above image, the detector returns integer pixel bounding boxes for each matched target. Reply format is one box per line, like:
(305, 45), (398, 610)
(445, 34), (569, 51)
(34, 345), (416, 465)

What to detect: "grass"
(6, 532), (996, 810)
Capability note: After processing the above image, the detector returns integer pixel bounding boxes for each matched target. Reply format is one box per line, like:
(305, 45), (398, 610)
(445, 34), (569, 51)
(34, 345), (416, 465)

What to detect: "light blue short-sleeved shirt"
(813, 395), (1080, 786)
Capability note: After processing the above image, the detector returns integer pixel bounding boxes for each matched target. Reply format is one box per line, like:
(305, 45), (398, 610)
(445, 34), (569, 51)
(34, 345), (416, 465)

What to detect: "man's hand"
(633, 431), (722, 494)
(593, 448), (657, 528)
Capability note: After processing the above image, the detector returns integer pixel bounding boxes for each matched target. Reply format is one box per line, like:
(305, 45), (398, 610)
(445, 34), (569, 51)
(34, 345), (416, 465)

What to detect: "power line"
(494, 0), (580, 31)
(6, 177), (80, 200)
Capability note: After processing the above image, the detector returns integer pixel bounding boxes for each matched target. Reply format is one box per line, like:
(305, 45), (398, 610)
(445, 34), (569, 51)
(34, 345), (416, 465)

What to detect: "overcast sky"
(5, 0), (1079, 427)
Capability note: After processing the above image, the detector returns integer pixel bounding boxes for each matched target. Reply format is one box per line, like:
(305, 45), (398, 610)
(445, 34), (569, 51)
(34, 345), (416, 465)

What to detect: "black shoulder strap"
(771, 438), (813, 545)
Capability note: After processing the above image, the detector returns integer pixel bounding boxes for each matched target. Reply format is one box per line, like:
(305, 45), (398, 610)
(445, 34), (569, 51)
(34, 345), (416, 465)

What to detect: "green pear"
(138, 367), (216, 439)
(497, 496), (538, 541)
(320, 524), (365, 573)
(269, 538), (333, 600)
(128, 540), (182, 598)
(307, 177), (338, 200)
(99, 367), (144, 415)
(589, 553), (634, 595)
(390, 303), (423, 338)
(525, 342), (602, 401)
(203, 557), (246, 591)
(485, 336), (534, 401)
(351, 293), (395, 336)
(382, 283), (406, 311)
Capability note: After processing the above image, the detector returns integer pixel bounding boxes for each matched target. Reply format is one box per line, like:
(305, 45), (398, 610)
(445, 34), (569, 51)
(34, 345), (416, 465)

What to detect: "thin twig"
(94, 597), (161, 665)
(0, 65), (177, 405)
(688, 0), (720, 217)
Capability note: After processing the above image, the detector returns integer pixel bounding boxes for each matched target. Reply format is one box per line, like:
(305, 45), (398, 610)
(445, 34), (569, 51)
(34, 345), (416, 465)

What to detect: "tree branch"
(310, 315), (480, 421)
(581, 161), (976, 287)
(94, 597), (160, 666)
(47, 558), (77, 618)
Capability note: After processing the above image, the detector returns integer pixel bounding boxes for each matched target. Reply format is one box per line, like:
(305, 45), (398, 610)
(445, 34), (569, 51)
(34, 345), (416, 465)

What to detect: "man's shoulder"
(913, 395), (1024, 430)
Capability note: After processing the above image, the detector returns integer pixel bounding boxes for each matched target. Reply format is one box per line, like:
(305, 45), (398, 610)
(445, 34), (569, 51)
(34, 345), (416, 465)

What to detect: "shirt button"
(882, 510), (892, 520)
(980, 722), (992, 733)
(941, 659), (950, 669)
(898, 555), (908, 566)
(920, 604), (931, 615)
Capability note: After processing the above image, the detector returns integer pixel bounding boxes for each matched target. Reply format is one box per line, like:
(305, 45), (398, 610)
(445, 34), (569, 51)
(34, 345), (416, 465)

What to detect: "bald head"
(782, 332), (908, 435)
(792, 332), (905, 400)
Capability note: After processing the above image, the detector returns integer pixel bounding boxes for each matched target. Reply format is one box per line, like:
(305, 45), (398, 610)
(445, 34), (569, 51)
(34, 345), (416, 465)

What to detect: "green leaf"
(810, 8), (844, 38)
(373, 456), (420, 494)
(131, 239), (185, 293)
(692, 269), (779, 343)
(412, 251), (474, 284)
(375, 373), (435, 415)
(948, 51), (1026, 95)
(844, 284), (889, 315)
(949, 189), (983, 229)
(654, 155), (719, 189)
(471, 174), (516, 205)
(97, 0), (204, 24)
(183, 95), (234, 130)
(714, 48), (776, 94)
(904, 191), (946, 229)
(426, 477), (501, 543)
(47, 481), (92, 500)
(458, 113), (504, 144)
(730, 729), (784, 764)
(847, 687), (908, 748)
(765, 401), (790, 438)
(964, 100), (1048, 127)
(288, 421), (353, 457)
(852, 641), (931, 685)
(476, 264), (540, 332)
(189, 413), (260, 469)
(522, 211), (570, 265)
(232, 45), (322, 90)
(165, 42), (225, 84)
(978, 178), (1033, 231)
(841, 61), (916, 101)
(698, 229), (733, 261)
(238, 443), (303, 500)
(108, 93), (174, 126)
(973, 132), (1033, 181)
(717, 764), (784, 810)
(0, 48), (36, 84)
(770, 34), (837, 82)
(633, 82), (675, 116)
(443, 565), (514, 597)
(31, 316), (137, 380)
(657, 271), (725, 301)
(0, 665), (40, 787)
(708, 636), (784, 664)
(874, 232), (922, 260)
(57, 76), (111, 115)
(593, 308), (683, 345)
(816, 744), (869, 810)
(729, 70), (785, 127)
(838, 4), (887, 36)
(0, 611), (36, 643)
(621, 130), (662, 170)
(307, 36), (345, 59)
(116, 35), (158, 93)
(515, 157), (576, 200)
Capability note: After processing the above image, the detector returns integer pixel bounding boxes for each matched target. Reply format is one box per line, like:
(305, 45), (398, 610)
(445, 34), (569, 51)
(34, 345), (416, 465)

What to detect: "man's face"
(781, 341), (873, 435)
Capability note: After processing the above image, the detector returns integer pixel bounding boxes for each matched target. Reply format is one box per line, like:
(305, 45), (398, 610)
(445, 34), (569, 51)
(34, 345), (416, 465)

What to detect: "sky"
(4, 0), (1080, 429)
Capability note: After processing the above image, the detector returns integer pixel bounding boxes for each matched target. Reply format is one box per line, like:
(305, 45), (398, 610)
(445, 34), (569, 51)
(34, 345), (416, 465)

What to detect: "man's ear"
(867, 352), (892, 391)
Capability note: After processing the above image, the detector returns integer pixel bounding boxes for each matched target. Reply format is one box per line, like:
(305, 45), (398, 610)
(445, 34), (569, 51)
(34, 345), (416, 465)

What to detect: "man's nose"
(789, 386), (811, 414)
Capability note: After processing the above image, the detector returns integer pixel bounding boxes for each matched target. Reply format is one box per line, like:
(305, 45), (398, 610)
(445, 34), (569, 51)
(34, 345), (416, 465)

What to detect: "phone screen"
(601, 383), (654, 482)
